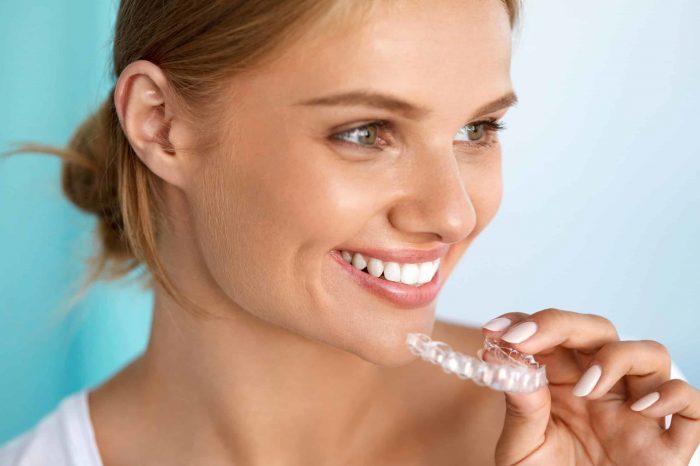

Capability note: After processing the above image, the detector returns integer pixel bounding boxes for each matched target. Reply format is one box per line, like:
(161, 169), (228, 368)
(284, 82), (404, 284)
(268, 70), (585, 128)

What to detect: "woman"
(1, 0), (698, 464)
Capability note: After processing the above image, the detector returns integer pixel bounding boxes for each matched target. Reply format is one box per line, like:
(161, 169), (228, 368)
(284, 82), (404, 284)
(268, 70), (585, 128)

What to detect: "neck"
(130, 287), (394, 464)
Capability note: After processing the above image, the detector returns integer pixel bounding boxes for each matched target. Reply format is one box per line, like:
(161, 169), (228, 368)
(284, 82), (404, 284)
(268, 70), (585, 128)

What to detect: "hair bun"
(61, 95), (129, 257)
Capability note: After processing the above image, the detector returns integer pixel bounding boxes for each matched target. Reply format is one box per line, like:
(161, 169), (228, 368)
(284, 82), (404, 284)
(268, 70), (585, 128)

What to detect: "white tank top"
(1, 362), (699, 465)
(0, 390), (102, 466)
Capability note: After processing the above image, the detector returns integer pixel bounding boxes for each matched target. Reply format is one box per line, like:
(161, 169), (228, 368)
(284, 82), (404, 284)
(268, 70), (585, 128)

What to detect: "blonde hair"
(5, 0), (521, 317)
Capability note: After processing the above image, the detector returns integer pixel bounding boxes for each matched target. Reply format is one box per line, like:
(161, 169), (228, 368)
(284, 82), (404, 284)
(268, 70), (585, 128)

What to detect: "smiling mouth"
(337, 249), (440, 287)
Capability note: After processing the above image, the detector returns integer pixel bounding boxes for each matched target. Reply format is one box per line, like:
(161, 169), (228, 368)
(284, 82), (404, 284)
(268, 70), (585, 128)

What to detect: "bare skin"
(89, 0), (700, 465)
(90, 318), (505, 465)
(92, 0), (513, 463)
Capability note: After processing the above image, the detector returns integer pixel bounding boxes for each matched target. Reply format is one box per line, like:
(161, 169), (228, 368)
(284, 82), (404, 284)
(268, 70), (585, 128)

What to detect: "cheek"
(179, 144), (294, 318)
(183, 136), (381, 315)
(185, 154), (264, 296)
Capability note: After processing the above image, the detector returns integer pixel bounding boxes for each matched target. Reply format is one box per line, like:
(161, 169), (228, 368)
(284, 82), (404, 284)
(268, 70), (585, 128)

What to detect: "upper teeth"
(340, 250), (440, 286)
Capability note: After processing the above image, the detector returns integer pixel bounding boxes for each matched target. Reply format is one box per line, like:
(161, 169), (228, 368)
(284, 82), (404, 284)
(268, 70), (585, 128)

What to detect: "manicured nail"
(572, 364), (602, 397)
(476, 349), (485, 362)
(482, 317), (512, 331)
(501, 321), (537, 343)
(630, 392), (660, 412)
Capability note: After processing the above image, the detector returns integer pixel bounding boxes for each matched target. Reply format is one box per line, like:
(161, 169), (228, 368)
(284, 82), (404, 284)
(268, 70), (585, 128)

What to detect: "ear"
(114, 60), (190, 189)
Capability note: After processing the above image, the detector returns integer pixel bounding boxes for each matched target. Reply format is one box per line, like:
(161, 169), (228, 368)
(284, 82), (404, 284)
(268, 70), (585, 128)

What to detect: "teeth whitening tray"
(406, 333), (548, 393)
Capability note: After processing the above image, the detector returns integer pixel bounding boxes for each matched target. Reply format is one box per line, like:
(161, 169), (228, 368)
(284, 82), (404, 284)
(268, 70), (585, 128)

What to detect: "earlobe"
(114, 60), (187, 188)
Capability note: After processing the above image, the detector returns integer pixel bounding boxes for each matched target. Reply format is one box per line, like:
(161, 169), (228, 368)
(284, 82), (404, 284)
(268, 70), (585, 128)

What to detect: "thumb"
(480, 347), (552, 465)
(495, 384), (551, 465)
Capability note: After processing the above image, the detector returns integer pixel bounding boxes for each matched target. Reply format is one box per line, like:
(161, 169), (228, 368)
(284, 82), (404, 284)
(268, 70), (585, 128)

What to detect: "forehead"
(232, 0), (513, 116)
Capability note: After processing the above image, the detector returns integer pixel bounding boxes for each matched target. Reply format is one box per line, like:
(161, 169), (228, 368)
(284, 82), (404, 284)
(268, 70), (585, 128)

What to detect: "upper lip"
(335, 244), (450, 264)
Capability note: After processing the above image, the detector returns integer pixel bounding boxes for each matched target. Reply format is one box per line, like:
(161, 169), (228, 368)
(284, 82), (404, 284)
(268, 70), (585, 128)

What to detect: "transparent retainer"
(406, 333), (548, 393)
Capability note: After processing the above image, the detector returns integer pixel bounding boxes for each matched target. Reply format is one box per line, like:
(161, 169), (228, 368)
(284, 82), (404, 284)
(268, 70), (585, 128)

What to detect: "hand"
(481, 308), (700, 466)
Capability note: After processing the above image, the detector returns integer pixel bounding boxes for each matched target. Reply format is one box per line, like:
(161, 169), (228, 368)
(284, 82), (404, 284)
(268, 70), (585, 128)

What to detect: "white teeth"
(351, 253), (367, 270)
(400, 263), (419, 285)
(382, 262), (402, 282)
(340, 250), (440, 286)
(418, 261), (435, 283)
(366, 258), (384, 277)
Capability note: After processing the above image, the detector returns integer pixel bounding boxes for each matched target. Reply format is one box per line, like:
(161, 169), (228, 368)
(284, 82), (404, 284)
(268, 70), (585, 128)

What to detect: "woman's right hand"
(481, 308), (700, 465)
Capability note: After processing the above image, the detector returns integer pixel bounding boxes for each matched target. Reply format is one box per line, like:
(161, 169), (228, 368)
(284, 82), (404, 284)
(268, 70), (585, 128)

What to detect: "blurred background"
(1, 0), (698, 444)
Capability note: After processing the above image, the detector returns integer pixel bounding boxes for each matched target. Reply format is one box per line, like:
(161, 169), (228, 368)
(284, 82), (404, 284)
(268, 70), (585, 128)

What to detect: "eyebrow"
(295, 90), (518, 121)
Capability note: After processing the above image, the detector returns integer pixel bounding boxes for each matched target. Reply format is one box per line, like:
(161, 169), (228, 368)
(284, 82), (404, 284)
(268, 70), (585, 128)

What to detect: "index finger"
(484, 308), (620, 356)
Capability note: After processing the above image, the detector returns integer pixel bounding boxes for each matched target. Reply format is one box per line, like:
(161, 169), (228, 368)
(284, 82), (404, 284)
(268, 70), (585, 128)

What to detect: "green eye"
(455, 119), (505, 145)
(332, 121), (388, 149)
(464, 124), (485, 141)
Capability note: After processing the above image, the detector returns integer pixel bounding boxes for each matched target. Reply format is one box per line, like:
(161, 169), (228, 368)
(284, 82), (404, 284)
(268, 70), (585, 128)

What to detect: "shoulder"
(0, 391), (102, 466)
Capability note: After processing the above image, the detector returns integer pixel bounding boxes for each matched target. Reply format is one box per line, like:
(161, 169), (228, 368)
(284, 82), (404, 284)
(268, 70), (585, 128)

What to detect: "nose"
(387, 144), (477, 243)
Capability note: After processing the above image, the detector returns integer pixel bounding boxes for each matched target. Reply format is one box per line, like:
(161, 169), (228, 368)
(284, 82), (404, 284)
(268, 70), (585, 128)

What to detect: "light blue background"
(1, 0), (698, 444)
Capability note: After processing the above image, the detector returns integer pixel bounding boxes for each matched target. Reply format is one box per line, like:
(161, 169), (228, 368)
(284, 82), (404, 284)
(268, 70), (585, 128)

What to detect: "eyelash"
(331, 118), (507, 152)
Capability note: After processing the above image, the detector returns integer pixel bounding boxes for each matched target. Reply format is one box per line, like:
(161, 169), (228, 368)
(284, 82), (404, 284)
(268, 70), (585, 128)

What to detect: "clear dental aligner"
(406, 333), (548, 393)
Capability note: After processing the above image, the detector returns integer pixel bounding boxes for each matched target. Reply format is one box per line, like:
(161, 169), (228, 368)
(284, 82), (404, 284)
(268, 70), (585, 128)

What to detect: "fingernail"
(501, 321), (537, 343)
(630, 392), (660, 412)
(476, 349), (485, 361)
(572, 364), (602, 397)
(482, 317), (512, 331)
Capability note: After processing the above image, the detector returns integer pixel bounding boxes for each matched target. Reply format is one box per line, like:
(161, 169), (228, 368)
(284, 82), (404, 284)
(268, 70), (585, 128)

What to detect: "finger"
(631, 379), (700, 455)
(495, 385), (552, 466)
(482, 312), (561, 356)
(496, 308), (620, 356)
(481, 312), (530, 335)
(482, 311), (581, 385)
(531, 346), (582, 385)
(573, 340), (671, 400)
(480, 324), (556, 465)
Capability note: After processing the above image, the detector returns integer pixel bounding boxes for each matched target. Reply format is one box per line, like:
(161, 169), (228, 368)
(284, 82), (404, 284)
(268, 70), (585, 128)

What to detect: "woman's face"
(184, 0), (515, 365)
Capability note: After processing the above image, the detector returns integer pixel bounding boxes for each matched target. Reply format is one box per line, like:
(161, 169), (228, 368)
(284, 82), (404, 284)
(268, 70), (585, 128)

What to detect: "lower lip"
(329, 250), (443, 309)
